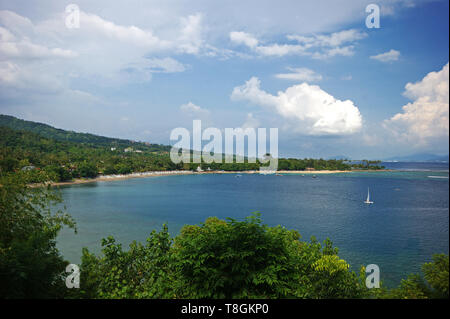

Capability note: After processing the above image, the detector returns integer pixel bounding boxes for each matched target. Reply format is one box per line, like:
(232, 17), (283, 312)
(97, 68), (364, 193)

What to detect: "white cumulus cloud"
(241, 113), (261, 129)
(177, 13), (205, 55)
(275, 67), (322, 82)
(287, 29), (367, 47)
(370, 49), (401, 62)
(79, 11), (170, 50)
(0, 24), (77, 60)
(229, 31), (259, 48)
(231, 77), (362, 135)
(180, 102), (210, 115)
(383, 62), (449, 146)
(229, 29), (367, 59)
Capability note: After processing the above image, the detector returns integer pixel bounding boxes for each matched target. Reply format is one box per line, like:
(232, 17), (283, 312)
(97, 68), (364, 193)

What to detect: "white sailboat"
(364, 188), (374, 204)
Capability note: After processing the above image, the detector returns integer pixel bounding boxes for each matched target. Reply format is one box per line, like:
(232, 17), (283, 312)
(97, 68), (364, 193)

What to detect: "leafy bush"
(79, 227), (174, 299)
(378, 254), (449, 299)
(79, 214), (366, 299)
(0, 174), (76, 298)
(423, 254), (449, 298)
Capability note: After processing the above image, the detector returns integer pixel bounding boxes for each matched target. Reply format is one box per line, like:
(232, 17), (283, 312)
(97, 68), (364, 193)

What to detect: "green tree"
(79, 226), (174, 299)
(79, 214), (366, 299)
(44, 165), (72, 182)
(377, 254), (449, 299)
(77, 161), (98, 178)
(423, 254), (449, 298)
(0, 173), (76, 298)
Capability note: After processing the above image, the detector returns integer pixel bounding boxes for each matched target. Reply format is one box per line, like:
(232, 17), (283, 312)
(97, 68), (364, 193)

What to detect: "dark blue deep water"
(57, 164), (449, 288)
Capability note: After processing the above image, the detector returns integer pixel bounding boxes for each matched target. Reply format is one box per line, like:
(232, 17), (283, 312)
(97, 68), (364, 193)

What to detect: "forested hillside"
(0, 125), (182, 182)
(0, 114), (170, 152)
(0, 114), (383, 183)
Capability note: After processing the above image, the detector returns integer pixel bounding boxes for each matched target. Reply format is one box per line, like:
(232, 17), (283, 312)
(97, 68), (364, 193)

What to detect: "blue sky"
(0, 0), (448, 159)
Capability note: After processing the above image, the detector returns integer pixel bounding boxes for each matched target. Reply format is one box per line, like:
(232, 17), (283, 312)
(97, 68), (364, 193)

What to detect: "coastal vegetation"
(0, 173), (76, 298)
(0, 115), (384, 184)
(0, 173), (447, 299)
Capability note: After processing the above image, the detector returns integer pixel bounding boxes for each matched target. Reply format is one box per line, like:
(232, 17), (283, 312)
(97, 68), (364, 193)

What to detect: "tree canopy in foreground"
(78, 215), (448, 299)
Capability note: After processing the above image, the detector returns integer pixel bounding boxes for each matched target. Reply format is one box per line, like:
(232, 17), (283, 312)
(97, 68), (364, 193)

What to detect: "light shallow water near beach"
(56, 165), (449, 288)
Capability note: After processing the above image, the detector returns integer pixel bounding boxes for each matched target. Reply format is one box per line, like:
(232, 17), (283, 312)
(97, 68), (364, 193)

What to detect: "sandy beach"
(29, 170), (194, 187)
(27, 169), (362, 188)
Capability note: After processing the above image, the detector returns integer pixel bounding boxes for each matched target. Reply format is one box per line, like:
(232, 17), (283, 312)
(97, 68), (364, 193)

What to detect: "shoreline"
(29, 169), (393, 188)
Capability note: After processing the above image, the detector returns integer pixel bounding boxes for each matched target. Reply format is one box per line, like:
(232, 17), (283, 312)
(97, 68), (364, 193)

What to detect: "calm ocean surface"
(57, 162), (449, 288)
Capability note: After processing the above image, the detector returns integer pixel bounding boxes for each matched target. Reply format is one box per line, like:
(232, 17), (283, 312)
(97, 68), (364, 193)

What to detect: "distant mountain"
(384, 153), (449, 163)
(0, 114), (171, 152)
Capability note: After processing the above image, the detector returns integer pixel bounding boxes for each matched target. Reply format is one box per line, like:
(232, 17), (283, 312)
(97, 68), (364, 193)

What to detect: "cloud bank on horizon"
(0, 0), (448, 158)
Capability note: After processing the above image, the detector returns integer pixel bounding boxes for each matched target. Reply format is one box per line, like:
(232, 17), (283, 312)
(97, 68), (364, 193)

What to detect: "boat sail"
(364, 188), (374, 204)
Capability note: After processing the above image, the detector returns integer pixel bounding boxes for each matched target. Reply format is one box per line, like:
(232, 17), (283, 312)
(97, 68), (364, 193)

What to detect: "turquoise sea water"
(56, 164), (449, 288)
